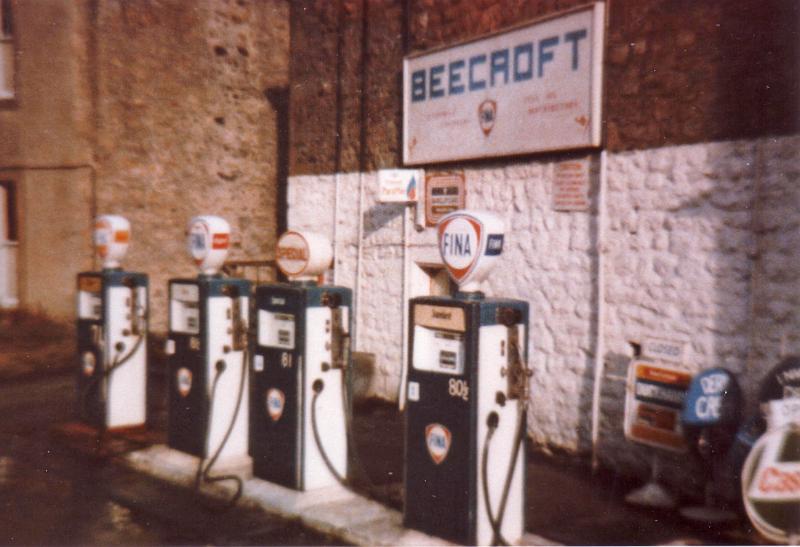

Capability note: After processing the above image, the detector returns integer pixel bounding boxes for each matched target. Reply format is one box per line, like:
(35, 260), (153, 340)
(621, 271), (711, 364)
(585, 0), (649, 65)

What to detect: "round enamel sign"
(742, 423), (800, 543)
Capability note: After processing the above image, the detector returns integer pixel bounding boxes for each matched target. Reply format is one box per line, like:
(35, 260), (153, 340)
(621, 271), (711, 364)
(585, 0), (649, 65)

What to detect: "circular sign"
(81, 352), (96, 377)
(176, 367), (193, 397)
(742, 424), (800, 543)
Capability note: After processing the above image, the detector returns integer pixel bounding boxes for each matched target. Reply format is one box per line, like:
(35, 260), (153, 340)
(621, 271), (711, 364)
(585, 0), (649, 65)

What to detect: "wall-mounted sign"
(552, 157), (591, 211)
(403, 3), (605, 165)
(624, 360), (692, 453)
(425, 171), (465, 227)
(642, 337), (687, 364)
(378, 169), (423, 203)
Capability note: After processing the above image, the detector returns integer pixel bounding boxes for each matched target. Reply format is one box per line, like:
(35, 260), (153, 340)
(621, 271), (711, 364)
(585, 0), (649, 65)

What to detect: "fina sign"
(403, 3), (604, 165)
(437, 210), (504, 291)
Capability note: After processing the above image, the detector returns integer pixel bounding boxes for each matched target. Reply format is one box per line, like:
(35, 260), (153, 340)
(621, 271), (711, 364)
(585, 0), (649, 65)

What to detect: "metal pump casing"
(166, 215), (250, 463)
(250, 230), (350, 490)
(76, 215), (148, 430)
(404, 209), (528, 545)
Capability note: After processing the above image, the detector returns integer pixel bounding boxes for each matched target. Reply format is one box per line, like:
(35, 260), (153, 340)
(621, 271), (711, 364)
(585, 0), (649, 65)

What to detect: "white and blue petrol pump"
(404, 210), (530, 546)
(76, 215), (148, 431)
(249, 230), (351, 490)
(166, 215), (251, 502)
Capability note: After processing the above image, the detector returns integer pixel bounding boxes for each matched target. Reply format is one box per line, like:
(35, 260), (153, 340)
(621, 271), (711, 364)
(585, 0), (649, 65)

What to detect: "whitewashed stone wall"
(288, 135), (800, 477)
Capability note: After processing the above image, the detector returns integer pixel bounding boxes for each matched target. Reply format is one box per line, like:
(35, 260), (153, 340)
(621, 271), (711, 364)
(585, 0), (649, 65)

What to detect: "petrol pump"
(165, 215), (251, 501)
(250, 230), (350, 490)
(76, 215), (148, 431)
(404, 210), (530, 546)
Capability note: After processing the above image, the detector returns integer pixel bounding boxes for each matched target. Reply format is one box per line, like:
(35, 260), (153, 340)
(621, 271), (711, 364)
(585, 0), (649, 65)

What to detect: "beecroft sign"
(403, 3), (604, 165)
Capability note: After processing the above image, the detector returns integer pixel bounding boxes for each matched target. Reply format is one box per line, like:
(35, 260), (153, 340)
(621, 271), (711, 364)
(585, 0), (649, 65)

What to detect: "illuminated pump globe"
(275, 230), (333, 281)
(436, 210), (506, 292)
(94, 214), (131, 269)
(186, 215), (231, 275)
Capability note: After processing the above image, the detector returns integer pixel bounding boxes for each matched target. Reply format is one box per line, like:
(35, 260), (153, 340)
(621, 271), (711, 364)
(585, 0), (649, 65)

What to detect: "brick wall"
(289, 0), (800, 175)
(93, 0), (290, 330)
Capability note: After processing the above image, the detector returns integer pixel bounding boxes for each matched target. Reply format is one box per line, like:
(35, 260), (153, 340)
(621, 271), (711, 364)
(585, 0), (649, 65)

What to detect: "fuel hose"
(194, 347), (248, 509)
(79, 333), (145, 432)
(481, 405), (526, 546)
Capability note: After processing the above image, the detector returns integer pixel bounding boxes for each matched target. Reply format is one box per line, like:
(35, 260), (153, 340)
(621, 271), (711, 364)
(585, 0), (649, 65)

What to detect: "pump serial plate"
(414, 304), (465, 332)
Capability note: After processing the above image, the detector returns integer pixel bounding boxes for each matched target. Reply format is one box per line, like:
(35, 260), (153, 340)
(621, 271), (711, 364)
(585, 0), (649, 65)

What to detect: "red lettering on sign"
(758, 466), (800, 494)
(276, 246), (308, 261)
(212, 233), (229, 249)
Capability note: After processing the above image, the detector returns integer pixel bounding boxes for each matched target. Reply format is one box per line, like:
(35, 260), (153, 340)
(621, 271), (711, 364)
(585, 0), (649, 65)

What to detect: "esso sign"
(187, 215), (230, 275)
(94, 215), (130, 269)
(742, 424), (800, 543)
(275, 230), (332, 281)
(437, 210), (505, 291)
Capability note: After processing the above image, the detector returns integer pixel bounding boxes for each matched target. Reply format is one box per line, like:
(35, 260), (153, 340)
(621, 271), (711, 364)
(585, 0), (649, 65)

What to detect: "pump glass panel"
(258, 310), (296, 349)
(170, 283), (200, 334)
(413, 326), (465, 375)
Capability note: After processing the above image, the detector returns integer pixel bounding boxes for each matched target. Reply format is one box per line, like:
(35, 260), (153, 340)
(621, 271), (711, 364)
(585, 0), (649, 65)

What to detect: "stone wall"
(93, 0), (289, 330)
(287, 134), (800, 479)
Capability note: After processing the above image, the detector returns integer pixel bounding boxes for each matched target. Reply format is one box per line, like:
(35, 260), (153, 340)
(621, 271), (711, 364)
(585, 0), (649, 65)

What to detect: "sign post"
(623, 360), (692, 509)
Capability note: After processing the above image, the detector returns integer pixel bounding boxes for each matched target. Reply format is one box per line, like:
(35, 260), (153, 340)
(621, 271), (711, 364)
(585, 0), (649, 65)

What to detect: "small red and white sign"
(176, 367), (193, 397)
(81, 352), (96, 377)
(425, 423), (452, 465)
(266, 388), (285, 422)
(378, 169), (423, 203)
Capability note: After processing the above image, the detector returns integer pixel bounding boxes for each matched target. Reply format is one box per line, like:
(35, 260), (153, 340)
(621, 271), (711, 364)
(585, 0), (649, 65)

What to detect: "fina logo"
(176, 367), (193, 397)
(266, 388), (285, 422)
(478, 99), (497, 136)
(438, 215), (482, 283)
(425, 423), (452, 465)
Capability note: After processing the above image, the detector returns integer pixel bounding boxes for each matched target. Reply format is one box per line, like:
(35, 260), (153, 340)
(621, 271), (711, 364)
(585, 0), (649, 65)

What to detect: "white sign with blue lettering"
(403, 3), (604, 165)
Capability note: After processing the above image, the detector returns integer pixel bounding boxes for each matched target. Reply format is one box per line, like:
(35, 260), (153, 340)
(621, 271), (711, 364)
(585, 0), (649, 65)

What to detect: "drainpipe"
(590, 149), (608, 472)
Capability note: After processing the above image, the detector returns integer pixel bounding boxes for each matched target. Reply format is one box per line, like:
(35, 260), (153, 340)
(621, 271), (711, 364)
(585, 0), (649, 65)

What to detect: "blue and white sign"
(403, 3), (605, 165)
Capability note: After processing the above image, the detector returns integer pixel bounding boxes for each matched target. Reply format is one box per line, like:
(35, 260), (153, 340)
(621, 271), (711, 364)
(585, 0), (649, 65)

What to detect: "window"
(0, 0), (14, 100)
(0, 181), (17, 241)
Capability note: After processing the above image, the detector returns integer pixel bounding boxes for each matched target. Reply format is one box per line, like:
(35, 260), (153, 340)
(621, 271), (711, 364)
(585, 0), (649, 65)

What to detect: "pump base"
(679, 505), (739, 525)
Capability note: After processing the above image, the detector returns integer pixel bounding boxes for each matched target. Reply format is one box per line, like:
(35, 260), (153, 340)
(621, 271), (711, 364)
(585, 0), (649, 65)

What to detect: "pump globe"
(94, 214), (131, 269)
(275, 230), (332, 281)
(437, 210), (506, 292)
(187, 215), (231, 275)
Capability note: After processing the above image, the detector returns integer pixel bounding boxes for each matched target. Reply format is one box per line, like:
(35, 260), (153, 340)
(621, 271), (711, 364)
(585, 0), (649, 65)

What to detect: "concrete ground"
(0, 366), (768, 545)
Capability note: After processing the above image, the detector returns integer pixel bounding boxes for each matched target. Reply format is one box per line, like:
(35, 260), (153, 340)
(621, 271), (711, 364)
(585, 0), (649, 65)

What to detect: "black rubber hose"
(79, 334), (145, 429)
(310, 379), (349, 486)
(481, 404), (527, 547)
(194, 349), (248, 509)
(481, 412), (504, 543)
